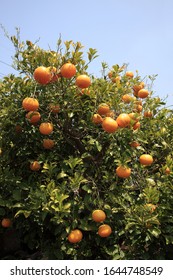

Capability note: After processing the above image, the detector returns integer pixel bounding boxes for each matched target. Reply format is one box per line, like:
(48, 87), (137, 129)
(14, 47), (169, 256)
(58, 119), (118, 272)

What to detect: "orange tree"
(0, 34), (173, 259)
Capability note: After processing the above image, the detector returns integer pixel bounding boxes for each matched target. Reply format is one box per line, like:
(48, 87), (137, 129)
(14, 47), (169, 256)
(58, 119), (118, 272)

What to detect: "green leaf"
(57, 171), (68, 180)
(15, 210), (31, 218)
(12, 189), (21, 201)
(148, 228), (161, 238)
(0, 207), (6, 215)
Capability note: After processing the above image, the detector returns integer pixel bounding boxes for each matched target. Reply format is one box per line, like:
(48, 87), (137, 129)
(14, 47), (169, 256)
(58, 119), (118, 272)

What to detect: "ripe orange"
(116, 165), (131, 178)
(33, 66), (52, 85)
(98, 224), (112, 237)
(49, 104), (60, 114)
(133, 104), (143, 113)
(43, 139), (55, 149)
(39, 122), (53, 135)
(133, 121), (141, 130)
(102, 117), (118, 133)
(22, 97), (39, 111)
(133, 83), (144, 96)
(68, 229), (83, 243)
(26, 111), (41, 124)
(92, 114), (103, 124)
(125, 71), (134, 78)
(133, 84), (142, 93)
(122, 94), (133, 103)
(139, 154), (153, 166)
(75, 74), (91, 88)
(97, 104), (110, 116)
(92, 210), (106, 223)
(30, 161), (41, 171)
(144, 111), (153, 118)
(138, 89), (149, 99)
(1, 218), (12, 228)
(60, 62), (76, 78)
(116, 113), (131, 128)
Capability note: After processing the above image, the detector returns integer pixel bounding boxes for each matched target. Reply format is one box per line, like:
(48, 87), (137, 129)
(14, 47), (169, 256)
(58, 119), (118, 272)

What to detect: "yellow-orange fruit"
(92, 210), (106, 222)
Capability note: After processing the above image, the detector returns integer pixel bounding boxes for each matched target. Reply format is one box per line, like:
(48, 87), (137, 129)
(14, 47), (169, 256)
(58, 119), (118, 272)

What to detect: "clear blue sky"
(1, 0), (173, 107)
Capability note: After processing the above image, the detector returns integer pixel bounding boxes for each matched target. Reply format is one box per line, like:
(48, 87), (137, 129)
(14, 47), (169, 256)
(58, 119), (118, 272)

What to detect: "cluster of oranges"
(17, 65), (168, 247)
(21, 62), (92, 171)
(21, 67), (156, 176)
(115, 154), (154, 179)
(33, 63), (91, 88)
(68, 209), (111, 243)
(91, 75), (154, 179)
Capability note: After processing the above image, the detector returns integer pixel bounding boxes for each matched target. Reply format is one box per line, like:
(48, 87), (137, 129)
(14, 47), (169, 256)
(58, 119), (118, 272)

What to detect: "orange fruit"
(1, 218), (12, 228)
(97, 104), (110, 116)
(39, 122), (53, 135)
(125, 71), (134, 78)
(60, 62), (76, 78)
(98, 224), (112, 237)
(43, 139), (55, 149)
(122, 94), (133, 103)
(26, 111), (41, 124)
(49, 104), (60, 114)
(116, 113), (131, 128)
(22, 97), (39, 111)
(133, 84), (142, 92)
(92, 210), (106, 223)
(133, 121), (141, 130)
(133, 83), (144, 96)
(92, 114), (103, 124)
(116, 165), (131, 178)
(138, 89), (149, 99)
(133, 104), (143, 113)
(75, 74), (91, 88)
(102, 117), (118, 133)
(33, 66), (52, 85)
(30, 161), (41, 171)
(144, 111), (152, 118)
(68, 229), (83, 243)
(139, 154), (153, 166)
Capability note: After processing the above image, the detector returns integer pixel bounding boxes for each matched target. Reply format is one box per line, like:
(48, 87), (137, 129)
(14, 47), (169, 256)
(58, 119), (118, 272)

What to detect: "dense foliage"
(0, 34), (173, 259)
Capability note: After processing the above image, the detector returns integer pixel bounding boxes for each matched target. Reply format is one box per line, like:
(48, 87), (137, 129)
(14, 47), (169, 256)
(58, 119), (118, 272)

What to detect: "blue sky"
(1, 0), (173, 107)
